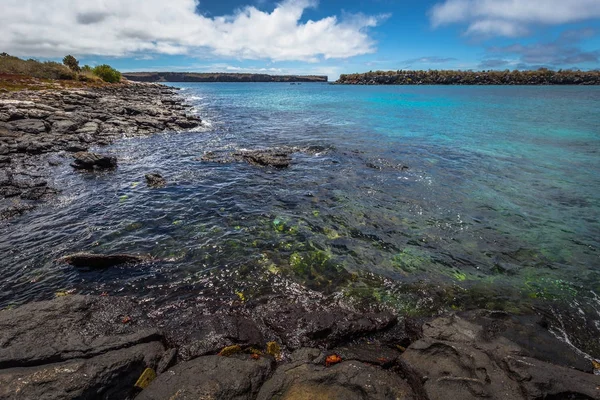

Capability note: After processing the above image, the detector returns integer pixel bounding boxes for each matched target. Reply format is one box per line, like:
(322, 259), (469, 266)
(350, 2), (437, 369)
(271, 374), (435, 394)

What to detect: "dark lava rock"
(233, 149), (292, 168)
(259, 301), (397, 350)
(9, 118), (49, 134)
(59, 252), (149, 268)
(201, 148), (294, 168)
(145, 173), (166, 188)
(71, 151), (117, 170)
(0, 295), (165, 400)
(256, 357), (415, 400)
(136, 355), (273, 400)
(401, 313), (600, 400)
(168, 314), (265, 361)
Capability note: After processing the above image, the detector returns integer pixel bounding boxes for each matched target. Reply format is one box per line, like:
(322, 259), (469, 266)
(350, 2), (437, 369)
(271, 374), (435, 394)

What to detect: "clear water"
(1, 83), (599, 354)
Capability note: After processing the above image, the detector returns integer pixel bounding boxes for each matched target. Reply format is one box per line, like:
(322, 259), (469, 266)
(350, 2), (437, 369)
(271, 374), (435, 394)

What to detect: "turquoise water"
(1, 83), (599, 355)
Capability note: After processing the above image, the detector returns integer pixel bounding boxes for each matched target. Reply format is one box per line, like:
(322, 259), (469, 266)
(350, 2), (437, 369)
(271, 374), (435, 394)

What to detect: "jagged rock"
(256, 358), (415, 400)
(0, 296), (165, 400)
(234, 149), (292, 168)
(259, 301), (396, 350)
(145, 173), (166, 188)
(168, 314), (265, 361)
(136, 355), (273, 400)
(59, 252), (149, 268)
(400, 313), (600, 400)
(71, 151), (117, 170)
(51, 119), (80, 133)
(9, 119), (49, 134)
(0, 342), (163, 400)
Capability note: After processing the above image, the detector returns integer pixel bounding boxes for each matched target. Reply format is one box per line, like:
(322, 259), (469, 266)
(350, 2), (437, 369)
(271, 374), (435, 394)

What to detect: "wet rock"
(10, 118), (49, 134)
(145, 173), (166, 188)
(259, 300), (397, 350)
(136, 355), (273, 400)
(59, 252), (149, 268)
(169, 314), (265, 361)
(0, 295), (165, 400)
(71, 151), (117, 170)
(0, 342), (164, 400)
(400, 313), (600, 400)
(256, 358), (415, 400)
(234, 149), (292, 168)
(0, 203), (35, 219)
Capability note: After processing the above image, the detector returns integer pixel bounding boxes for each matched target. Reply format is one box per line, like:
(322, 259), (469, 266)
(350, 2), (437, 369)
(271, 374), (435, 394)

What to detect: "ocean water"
(1, 83), (599, 356)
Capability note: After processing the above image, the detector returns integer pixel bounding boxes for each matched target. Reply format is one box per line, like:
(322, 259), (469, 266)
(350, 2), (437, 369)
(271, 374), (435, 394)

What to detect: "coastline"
(0, 81), (598, 399)
(0, 81), (202, 219)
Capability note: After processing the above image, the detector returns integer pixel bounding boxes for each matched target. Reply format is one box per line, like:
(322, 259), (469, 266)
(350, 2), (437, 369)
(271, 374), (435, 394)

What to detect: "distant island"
(123, 72), (328, 83)
(336, 69), (600, 85)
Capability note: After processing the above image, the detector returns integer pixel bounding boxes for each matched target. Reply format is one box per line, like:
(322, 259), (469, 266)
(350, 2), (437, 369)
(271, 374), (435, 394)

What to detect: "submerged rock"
(145, 173), (166, 188)
(233, 149), (292, 168)
(71, 151), (117, 170)
(59, 252), (149, 268)
(201, 148), (294, 168)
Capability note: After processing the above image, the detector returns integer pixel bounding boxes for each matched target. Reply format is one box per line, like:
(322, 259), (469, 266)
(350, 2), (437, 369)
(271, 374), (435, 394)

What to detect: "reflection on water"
(1, 83), (599, 356)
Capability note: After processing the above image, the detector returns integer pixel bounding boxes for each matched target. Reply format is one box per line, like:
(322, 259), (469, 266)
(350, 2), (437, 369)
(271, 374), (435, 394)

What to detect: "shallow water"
(1, 83), (599, 354)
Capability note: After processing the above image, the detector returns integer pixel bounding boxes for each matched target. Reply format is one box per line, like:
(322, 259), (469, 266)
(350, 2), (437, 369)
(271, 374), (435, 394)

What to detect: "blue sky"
(1, 0), (600, 79)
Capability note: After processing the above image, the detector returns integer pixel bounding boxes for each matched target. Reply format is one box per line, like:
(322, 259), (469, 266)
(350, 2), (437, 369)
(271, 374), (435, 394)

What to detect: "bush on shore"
(92, 64), (122, 83)
(62, 55), (80, 72)
(0, 53), (122, 84)
(0, 53), (75, 80)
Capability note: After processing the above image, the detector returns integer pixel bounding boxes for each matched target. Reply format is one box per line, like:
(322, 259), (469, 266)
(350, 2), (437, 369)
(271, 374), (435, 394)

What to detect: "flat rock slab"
(136, 355), (273, 400)
(0, 295), (163, 368)
(0, 295), (166, 400)
(256, 359), (416, 400)
(0, 342), (164, 400)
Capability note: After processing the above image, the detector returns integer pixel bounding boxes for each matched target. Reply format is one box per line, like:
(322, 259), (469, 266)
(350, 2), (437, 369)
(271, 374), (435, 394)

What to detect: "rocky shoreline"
(0, 294), (598, 400)
(0, 82), (202, 219)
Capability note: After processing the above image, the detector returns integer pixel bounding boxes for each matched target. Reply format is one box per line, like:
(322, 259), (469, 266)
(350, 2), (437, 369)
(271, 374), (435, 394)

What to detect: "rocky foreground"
(0, 295), (598, 399)
(0, 82), (202, 219)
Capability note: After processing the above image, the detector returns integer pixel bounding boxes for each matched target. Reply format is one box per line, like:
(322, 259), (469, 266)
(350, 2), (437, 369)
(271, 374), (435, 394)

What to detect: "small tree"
(81, 65), (92, 73)
(63, 55), (80, 72)
(92, 64), (121, 83)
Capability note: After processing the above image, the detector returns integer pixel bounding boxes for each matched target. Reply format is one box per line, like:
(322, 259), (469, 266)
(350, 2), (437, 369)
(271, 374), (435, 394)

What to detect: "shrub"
(0, 55), (75, 80)
(92, 64), (121, 83)
(63, 55), (80, 72)
(81, 65), (92, 73)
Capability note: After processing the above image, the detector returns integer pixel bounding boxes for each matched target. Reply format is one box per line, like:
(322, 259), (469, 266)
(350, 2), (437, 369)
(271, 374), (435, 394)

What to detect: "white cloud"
(0, 0), (383, 61)
(430, 0), (600, 37)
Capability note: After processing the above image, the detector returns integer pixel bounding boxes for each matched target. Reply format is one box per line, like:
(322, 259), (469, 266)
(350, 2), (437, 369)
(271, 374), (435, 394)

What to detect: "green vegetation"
(0, 53), (121, 84)
(0, 53), (75, 80)
(337, 68), (600, 85)
(92, 64), (122, 83)
(62, 55), (80, 72)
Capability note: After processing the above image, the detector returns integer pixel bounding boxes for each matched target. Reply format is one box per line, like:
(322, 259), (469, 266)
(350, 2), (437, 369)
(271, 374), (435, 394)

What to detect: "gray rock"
(71, 151), (117, 170)
(0, 295), (163, 369)
(76, 121), (99, 135)
(10, 119), (49, 134)
(136, 355), (272, 400)
(59, 252), (150, 268)
(256, 360), (415, 400)
(400, 314), (600, 400)
(260, 301), (396, 350)
(170, 314), (265, 361)
(52, 119), (80, 133)
(0, 342), (164, 400)
(145, 173), (166, 188)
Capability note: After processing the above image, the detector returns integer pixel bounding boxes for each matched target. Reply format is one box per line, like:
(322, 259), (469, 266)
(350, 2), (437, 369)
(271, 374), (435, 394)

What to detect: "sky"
(1, 0), (600, 80)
